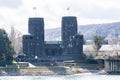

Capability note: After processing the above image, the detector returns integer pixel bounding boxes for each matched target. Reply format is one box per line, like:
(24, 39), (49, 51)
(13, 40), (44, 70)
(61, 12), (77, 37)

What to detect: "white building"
(83, 45), (120, 56)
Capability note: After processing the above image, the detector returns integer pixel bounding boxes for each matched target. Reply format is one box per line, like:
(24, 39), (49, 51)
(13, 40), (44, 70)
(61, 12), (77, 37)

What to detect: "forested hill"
(45, 22), (120, 41)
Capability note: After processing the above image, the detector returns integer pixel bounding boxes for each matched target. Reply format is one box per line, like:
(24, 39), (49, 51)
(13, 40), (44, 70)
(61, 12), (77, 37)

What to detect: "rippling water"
(0, 75), (120, 80)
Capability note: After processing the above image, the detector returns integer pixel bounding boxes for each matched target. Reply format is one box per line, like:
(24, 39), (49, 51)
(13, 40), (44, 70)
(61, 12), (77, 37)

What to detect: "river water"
(0, 75), (120, 80)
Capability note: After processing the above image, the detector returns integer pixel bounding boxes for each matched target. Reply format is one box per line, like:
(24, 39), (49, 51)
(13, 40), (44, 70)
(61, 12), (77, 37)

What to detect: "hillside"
(45, 22), (120, 41)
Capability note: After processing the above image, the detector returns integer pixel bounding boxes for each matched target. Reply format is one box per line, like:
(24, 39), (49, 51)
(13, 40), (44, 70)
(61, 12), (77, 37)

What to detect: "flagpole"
(33, 7), (37, 17)
(67, 7), (70, 15)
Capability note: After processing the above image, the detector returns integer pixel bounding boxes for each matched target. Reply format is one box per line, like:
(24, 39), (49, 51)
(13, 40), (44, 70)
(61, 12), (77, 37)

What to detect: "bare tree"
(93, 35), (105, 56)
(9, 26), (22, 57)
(106, 33), (119, 57)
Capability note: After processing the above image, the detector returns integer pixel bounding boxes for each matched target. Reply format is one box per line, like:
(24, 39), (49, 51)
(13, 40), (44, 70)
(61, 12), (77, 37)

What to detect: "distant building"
(83, 45), (120, 56)
(22, 16), (84, 62)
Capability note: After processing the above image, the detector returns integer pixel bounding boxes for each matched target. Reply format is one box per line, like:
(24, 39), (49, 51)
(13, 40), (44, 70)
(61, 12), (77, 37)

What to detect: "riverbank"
(0, 66), (106, 76)
(0, 61), (106, 76)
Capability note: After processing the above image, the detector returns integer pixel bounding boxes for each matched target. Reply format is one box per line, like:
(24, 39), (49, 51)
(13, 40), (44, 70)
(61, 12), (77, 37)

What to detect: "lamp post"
(16, 58), (19, 69)
(35, 56), (38, 62)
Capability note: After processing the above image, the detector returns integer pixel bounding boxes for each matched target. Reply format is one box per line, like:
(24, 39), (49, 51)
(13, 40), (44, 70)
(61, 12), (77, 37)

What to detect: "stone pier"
(105, 57), (120, 74)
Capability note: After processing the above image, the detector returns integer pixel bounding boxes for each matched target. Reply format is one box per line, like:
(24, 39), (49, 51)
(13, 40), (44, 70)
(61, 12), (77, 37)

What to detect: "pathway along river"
(0, 75), (119, 80)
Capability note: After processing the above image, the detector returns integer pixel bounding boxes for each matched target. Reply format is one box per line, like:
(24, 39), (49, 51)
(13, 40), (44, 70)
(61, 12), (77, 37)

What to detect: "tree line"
(0, 27), (22, 66)
(0, 29), (14, 66)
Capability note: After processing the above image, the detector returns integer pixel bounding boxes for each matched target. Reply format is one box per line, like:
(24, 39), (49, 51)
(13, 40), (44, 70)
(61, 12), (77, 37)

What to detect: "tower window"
(37, 43), (39, 45)
(30, 43), (33, 45)
(25, 37), (28, 39)
(30, 37), (33, 39)
(36, 37), (39, 39)
(68, 44), (72, 47)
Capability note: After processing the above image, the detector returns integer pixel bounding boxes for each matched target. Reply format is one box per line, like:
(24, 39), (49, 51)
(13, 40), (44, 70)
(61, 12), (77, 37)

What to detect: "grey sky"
(0, 0), (22, 8)
(0, 0), (120, 34)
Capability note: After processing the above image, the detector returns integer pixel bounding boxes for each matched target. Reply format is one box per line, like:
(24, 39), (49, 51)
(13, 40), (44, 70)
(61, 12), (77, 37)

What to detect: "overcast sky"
(0, 0), (120, 34)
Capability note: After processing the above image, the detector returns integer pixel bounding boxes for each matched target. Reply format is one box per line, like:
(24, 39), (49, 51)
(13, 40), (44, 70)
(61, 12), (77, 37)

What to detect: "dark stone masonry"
(22, 16), (84, 62)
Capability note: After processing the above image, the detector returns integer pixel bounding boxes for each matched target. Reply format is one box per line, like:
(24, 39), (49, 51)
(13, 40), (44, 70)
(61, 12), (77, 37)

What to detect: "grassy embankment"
(0, 61), (104, 76)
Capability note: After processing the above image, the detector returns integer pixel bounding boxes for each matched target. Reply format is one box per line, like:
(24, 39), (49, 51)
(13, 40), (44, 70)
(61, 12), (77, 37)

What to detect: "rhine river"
(0, 75), (120, 80)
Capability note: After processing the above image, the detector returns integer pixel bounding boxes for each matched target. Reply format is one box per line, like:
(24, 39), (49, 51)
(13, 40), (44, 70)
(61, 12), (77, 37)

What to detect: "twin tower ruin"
(23, 16), (84, 62)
